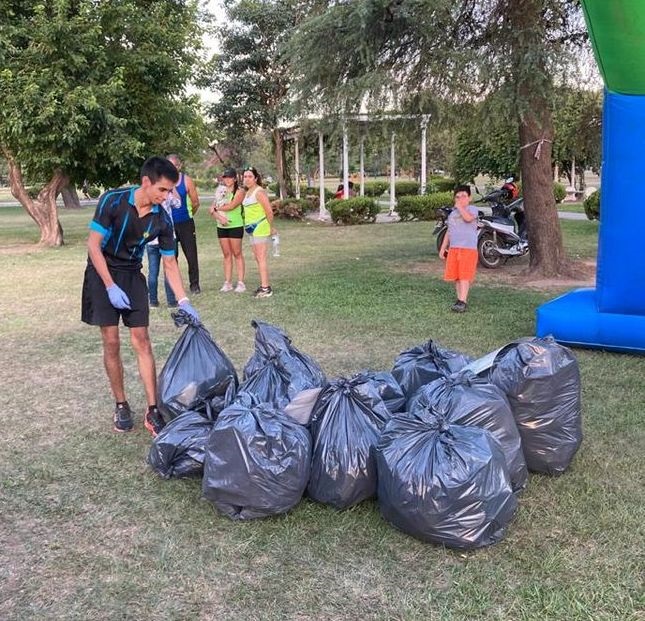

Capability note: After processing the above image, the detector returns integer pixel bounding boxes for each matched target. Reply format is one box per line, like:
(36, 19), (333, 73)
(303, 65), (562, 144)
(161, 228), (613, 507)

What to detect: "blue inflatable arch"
(536, 1), (645, 354)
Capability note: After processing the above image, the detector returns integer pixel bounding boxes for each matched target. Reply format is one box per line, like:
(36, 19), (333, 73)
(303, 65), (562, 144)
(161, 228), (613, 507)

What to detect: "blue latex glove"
(106, 284), (131, 310)
(179, 299), (200, 322)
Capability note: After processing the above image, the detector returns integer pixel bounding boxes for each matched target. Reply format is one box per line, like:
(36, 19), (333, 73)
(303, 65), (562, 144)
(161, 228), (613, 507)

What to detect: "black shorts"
(217, 226), (244, 239)
(81, 263), (150, 328)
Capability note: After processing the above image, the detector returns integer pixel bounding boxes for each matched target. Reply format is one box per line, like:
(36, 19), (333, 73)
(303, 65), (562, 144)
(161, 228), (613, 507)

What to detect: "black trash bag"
(202, 392), (312, 520)
(157, 310), (238, 421)
(240, 320), (326, 408)
(376, 411), (518, 549)
(391, 339), (473, 401)
(147, 405), (218, 479)
(473, 336), (582, 476)
(308, 377), (390, 509)
(237, 358), (292, 410)
(408, 370), (528, 493)
(352, 370), (406, 415)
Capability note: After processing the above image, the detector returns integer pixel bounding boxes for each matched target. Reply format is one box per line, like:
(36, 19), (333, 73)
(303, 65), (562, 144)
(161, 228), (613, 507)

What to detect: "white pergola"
(282, 113), (432, 220)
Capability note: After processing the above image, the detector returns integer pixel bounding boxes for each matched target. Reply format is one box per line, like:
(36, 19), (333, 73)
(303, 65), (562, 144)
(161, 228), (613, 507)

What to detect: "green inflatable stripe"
(582, 0), (645, 94)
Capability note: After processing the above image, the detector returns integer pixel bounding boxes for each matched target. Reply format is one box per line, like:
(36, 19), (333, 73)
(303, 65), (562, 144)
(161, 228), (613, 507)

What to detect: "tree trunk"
(61, 184), (82, 209)
(4, 150), (68, 246)
(510, 0), (567, 277)
(272, 127), (288, 199)
(518, 111), (566, 276)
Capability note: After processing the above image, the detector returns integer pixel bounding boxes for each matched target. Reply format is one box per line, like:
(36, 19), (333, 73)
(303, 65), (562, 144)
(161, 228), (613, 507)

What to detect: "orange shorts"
(444, 247), (478, 281)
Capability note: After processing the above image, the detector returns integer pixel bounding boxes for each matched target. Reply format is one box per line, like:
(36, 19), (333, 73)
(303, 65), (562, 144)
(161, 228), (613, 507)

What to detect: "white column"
(359, 135), (365, 197)
(342, 124), (349, 198)
(389, 131), (396, 215)
(294, 136), (300, 200)
(420, 117), (428, 195)
(571, 156), (576, 191)
(318, 131), (329, 220)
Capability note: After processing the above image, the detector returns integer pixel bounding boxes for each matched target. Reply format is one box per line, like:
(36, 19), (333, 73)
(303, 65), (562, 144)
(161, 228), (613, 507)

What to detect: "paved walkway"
(374, 210), (587, 223)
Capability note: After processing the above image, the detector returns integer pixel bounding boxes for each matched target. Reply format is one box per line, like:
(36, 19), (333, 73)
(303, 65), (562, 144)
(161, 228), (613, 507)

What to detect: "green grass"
(556, 201), (586, 214)
(0, 206), (642, 620)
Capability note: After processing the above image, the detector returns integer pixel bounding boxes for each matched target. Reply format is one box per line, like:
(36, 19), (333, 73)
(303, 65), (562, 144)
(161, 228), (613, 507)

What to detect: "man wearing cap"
(210, 167), (247, 293)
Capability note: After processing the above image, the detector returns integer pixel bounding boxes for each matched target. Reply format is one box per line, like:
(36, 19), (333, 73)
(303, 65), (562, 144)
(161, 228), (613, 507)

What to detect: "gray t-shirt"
(447, 205), (479, 249)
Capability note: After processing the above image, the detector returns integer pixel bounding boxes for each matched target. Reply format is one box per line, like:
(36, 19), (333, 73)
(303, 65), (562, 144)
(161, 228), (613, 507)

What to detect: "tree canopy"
(0, 0), (206, 245)
(286, 0), (591, 276)
(206, 0), (326, 196)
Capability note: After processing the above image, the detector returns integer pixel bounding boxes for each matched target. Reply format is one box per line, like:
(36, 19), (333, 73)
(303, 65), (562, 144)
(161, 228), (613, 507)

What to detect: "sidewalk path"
(374, 210), (588, 223)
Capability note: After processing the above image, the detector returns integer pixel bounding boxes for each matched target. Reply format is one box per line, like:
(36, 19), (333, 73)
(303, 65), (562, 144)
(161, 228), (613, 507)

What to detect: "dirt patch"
(406, 258), (596, 292)
(0, 243), (42, 255)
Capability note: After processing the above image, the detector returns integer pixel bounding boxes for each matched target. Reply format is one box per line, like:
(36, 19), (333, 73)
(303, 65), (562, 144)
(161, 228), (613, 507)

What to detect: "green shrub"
(430, 177), (456, 193)
(328, 197), (380, 225)
(87, 185), (101, 199)
(394, 180), (420, 196)
(396, 192), (454, 221)
(271, 197), (316, 220)
(553, 181), (566, 203)
(303, 185), (335, 200)
(268, 182), (279, 195)
(584, 189), (600, 220)
(363, 181), (389, 197)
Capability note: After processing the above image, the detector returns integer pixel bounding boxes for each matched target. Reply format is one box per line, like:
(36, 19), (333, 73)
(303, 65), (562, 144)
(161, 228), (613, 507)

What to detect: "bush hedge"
(328, 197), (380, 225)
(584, 189), (600, 220)
(553, 182), (566, 203)
(268, 183), (335, 200)
(393, 181), (420, 196)
(396, 192), (454, 221)
(429, 177), (456, 193)
(271, 197), (316, 220)
(362, 181), (389, 197)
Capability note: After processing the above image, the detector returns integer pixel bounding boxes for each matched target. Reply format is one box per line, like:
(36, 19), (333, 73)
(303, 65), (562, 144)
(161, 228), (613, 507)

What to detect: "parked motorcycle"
(432, 179), (528, 269)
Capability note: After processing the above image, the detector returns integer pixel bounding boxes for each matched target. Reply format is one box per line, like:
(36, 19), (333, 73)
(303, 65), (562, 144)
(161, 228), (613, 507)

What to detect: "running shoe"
(234, 281), (246, 293)
(219, 281), (234, 292)
(144, 406), (166, 437)
(253, 286), (273, 298)
(113, 402), (134, 433)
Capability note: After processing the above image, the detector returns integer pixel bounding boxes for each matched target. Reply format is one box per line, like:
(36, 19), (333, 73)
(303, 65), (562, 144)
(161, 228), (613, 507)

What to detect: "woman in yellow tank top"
(242, 167), (276, 298)
(209, 168), (246, 293)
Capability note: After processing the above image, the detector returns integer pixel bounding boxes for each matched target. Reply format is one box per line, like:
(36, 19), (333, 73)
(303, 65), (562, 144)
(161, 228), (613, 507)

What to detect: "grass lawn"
(556, 202), (586, 214)
(0, 206), (642, 620)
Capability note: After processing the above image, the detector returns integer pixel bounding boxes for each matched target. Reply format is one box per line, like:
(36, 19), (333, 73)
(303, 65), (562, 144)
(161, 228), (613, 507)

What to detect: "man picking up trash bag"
(81, 156), (200, 436)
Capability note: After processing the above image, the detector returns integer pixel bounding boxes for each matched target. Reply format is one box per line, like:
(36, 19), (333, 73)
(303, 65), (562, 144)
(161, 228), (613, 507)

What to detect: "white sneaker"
(234, 281), (246, 293)
(219, 281), (233, 292)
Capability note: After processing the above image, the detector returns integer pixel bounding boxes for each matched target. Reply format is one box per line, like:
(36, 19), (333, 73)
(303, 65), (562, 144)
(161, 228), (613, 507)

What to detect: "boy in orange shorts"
(439, 185), (479, 312)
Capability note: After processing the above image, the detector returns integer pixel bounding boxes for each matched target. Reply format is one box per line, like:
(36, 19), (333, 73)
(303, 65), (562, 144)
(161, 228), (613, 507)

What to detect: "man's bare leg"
(101, 325), (126, 402)
(129, 326), (157, 407)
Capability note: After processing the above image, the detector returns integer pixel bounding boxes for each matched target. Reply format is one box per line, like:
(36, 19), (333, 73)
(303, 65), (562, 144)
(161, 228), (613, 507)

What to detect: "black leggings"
(174, 219), (199, 289)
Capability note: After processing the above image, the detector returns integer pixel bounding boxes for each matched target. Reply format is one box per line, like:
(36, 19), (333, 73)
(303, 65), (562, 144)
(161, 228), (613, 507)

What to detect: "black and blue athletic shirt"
(89, 187), (175, 271)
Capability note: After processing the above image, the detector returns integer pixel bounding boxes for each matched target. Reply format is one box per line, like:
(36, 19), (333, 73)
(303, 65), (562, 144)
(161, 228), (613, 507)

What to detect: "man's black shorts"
(81, 263), (150, 327)
(216, 226), (244, 239)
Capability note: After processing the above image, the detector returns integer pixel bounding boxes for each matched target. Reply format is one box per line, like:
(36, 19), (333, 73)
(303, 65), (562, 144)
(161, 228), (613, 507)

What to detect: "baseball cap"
(221, 167), (237, 178)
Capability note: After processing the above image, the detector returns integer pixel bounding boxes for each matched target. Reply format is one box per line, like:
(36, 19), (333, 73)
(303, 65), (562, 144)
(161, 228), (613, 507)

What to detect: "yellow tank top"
(242, 187), (266, 225)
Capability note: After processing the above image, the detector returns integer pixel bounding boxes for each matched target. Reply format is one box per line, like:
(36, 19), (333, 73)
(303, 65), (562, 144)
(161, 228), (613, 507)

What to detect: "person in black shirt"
(82, 156), (199, 436)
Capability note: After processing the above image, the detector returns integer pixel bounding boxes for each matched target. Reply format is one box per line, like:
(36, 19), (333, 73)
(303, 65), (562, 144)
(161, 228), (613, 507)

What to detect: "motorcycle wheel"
(436, 229), (447, 255)
(478, 232), (503, 269)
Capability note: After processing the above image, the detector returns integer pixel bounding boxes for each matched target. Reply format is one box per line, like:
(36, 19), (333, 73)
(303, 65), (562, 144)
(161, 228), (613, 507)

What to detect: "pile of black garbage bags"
(148, 310), (583, 550)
